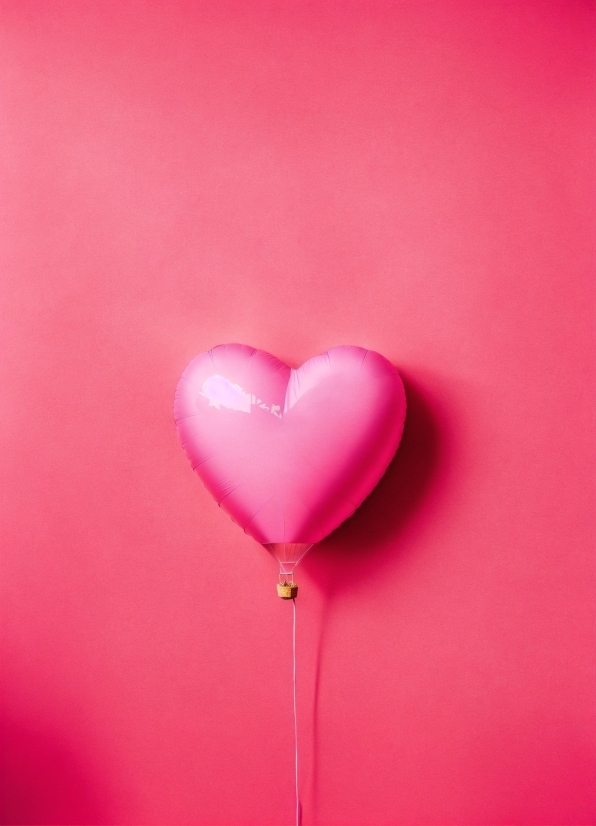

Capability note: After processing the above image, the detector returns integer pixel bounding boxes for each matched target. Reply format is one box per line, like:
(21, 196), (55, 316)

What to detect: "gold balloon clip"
(277, 581), (298, 599)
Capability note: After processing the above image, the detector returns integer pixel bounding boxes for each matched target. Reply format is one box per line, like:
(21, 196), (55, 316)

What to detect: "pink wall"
(1, 2), (594, 824)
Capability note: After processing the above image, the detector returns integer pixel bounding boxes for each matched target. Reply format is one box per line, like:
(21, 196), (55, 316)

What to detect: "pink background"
(1, 2), (594, 824)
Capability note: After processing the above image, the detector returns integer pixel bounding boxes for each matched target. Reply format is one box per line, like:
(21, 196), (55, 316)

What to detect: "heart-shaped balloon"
(175, 344), (406, 572)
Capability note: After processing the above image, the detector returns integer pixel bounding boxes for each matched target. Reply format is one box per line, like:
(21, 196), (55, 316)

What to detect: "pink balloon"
(175, 344), (406, 572)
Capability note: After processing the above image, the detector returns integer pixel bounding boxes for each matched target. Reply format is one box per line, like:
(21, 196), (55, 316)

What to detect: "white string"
(292, 596), (300, 826)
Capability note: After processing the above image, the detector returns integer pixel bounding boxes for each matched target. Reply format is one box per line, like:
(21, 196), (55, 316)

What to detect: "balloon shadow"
(301, 371), (451, 820)
(303, 370), (448, 590)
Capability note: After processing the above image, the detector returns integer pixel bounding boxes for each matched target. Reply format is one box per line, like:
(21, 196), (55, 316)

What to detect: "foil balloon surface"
(175, 344), (406, 572)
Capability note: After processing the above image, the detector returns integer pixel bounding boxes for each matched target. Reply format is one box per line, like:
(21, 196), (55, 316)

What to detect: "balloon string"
(293, 596), (300, 826)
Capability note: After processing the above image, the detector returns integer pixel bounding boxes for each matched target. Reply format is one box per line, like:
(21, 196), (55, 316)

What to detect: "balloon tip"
(277, 581), (298, 599)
